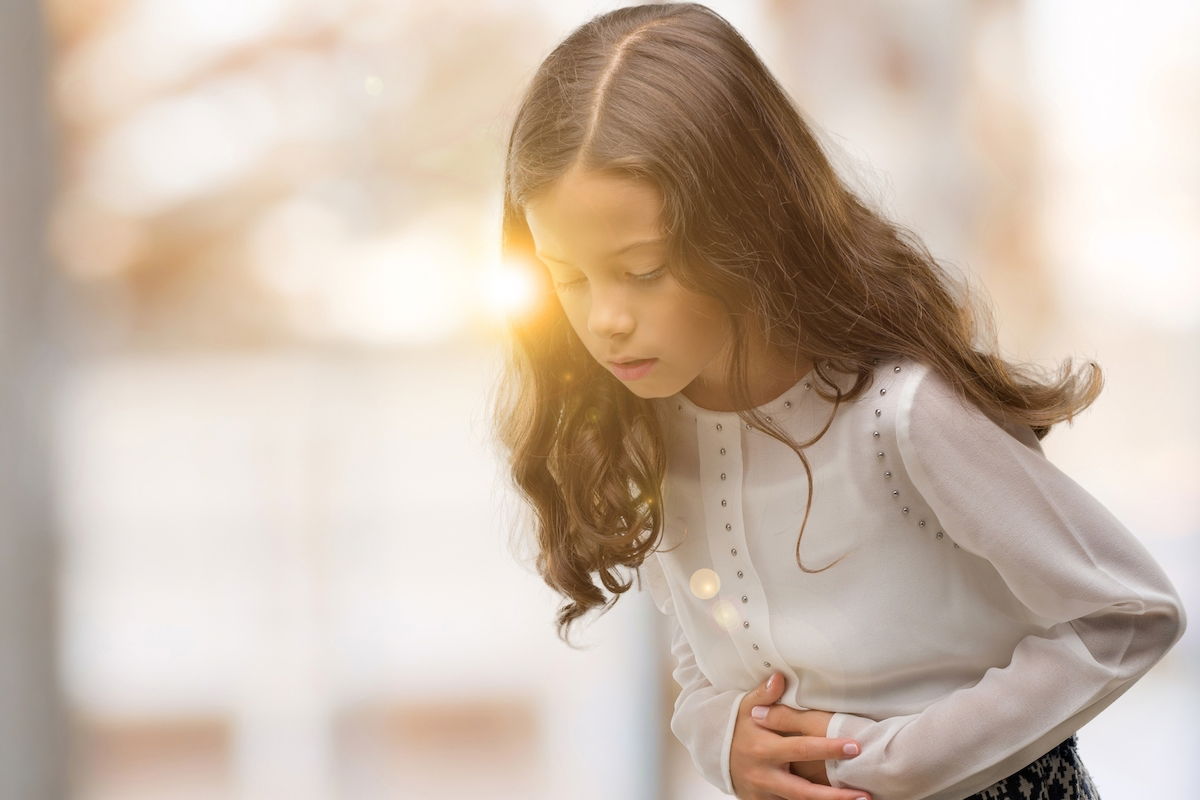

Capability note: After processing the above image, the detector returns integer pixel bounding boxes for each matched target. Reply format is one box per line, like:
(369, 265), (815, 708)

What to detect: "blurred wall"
(0, 1), (68, 798)
(15, 1), (1200, 798)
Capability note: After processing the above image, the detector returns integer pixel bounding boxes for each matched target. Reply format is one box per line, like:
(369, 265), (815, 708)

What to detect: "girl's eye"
(554, 266), (666, 291)
(635, 265), (667, 283)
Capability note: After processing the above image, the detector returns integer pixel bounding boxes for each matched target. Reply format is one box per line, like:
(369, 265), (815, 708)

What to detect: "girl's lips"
(609, 358), (658, 380)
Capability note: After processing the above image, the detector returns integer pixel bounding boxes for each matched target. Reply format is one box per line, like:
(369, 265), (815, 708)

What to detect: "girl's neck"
(681, 327), (814, 412)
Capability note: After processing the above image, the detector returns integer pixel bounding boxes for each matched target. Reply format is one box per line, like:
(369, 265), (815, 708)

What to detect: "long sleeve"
(824, 365), (1188, 800)
(641, 554), (751, 796)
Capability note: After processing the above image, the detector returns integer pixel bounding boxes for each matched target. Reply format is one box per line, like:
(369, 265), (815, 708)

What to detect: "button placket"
(677, 383), (806, 681)
(714, 420), (753, 629)
(704, 413), (765, 667)
(873, 360), (959, 549)
(737, 408), (790, 678)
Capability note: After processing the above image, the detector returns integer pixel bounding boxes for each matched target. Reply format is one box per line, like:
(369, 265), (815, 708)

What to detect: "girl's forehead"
(524, 169), (665, 253)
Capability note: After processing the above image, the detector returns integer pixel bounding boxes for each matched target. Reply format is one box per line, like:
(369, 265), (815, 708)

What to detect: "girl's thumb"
(761, 672), (783, 696)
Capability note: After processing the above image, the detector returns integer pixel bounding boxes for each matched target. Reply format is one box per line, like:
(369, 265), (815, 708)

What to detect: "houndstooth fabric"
(963, 735), (1102, 800)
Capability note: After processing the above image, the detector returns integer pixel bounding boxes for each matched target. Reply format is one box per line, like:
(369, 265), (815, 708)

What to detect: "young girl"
(489, 4), (1187, 799)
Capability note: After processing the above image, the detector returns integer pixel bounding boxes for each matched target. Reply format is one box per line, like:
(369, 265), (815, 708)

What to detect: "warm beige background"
(1, 1), (1194, 798)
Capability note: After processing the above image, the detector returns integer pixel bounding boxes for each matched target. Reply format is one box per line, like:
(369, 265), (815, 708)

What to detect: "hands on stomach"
(729, 672), (871, 800)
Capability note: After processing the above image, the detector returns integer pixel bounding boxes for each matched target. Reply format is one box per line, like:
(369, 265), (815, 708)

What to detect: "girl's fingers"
(764, 733), (861, 764)
(757, 769), (870, 800)
(751, 705), (819, 734)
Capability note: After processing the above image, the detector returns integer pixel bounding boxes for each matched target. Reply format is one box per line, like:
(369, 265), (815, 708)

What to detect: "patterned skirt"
(963, 734), (1102, 800)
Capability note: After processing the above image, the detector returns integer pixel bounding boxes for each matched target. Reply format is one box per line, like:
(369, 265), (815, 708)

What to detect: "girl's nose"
(586, 290), (635, 339)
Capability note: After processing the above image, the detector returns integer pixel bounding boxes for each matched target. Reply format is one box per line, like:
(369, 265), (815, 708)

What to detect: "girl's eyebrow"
(536, 237), (665, 265)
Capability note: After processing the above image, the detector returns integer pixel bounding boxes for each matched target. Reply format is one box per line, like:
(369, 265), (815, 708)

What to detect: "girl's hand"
(755, 707), (837, 785)
(730, 672), (871, 800)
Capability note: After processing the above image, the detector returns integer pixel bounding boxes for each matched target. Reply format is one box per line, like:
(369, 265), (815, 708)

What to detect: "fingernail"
(843, 742), (860, 756)
(751, 705), (768, 720)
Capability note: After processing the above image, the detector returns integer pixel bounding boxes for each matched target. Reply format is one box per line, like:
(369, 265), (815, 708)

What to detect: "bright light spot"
(481, 260), (538, 319)
(712, 598), (740, 631)
(364, 75), (384, 96)
(689, 568), (720, 599)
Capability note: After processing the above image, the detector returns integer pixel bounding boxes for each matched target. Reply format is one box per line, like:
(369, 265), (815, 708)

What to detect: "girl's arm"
(823, 364), (1187, 800)
(642, 554), (753, 795)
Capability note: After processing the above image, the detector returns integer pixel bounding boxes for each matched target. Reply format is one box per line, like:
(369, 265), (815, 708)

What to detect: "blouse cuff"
(721, 689), (752, 794)
(824, 711), (875, 790)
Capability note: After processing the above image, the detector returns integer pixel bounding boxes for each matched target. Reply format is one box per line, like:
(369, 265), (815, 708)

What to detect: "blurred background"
(1, 0), (1196, 798)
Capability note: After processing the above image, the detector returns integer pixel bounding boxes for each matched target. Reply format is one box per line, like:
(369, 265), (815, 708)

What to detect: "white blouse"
(639, 355), (1186, 800)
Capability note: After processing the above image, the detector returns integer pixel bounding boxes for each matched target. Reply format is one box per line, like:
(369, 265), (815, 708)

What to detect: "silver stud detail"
(880, 388), (887, 395)
(902, 506), (909, 514)
(716, 423), (723, 431)
(953, 543), (960, 549)
(936, 531), (944, 539)
(891, 490), (899, 496)
(737, 570), (744, 578)
(731, 547), (737, 556)
(743, 621), (750, 628)
(763, 660), (771, 668)
(872, 430), (880, 438)
(720, 472), (727, 480)
(721, 499), (727, 507)
(875, 408), (881, 417)
(741, 594), (749, 603)
(877, 451), (885, 459)
(720, 447), (726, 455)
(766, 416), (772, 422)
(919, 520), (926, 527)
(784, 400), (792, 408)
(894, 366), (901, 372)
(805, 382), (811, 390)
(752, 643), (759, 650)
(745, 422), (752, 429)
(884, 471), (892, 478)
(725, 523), (732, 531)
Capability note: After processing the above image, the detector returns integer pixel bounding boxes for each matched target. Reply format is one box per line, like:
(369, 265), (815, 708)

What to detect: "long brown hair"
(489, 2), (1102, 646)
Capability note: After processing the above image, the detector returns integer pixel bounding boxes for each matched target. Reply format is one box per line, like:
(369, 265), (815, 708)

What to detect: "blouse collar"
(661, 364), (821, 426)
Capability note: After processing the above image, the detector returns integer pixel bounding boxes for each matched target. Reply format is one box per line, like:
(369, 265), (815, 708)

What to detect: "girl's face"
(524, 166), (735, 404)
